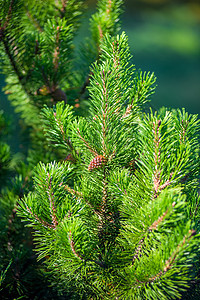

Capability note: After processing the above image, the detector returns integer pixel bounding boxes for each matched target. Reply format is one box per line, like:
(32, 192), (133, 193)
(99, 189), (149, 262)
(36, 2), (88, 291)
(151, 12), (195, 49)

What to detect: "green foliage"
(18, 32), (200, 299)
(0, 1), (126, 298)
(0, 0), (124, 170)
(1, 0), (200, 299)
(90, 0), (123, 49)
(0, 0), (124, 129)
(0, 142), (11, 175)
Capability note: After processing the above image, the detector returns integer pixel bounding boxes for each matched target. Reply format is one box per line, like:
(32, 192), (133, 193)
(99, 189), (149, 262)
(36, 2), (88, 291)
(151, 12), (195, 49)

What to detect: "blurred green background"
(86, 0), (200, 113)
(122, 0), (200, 114)
(0, 0), (200, 152)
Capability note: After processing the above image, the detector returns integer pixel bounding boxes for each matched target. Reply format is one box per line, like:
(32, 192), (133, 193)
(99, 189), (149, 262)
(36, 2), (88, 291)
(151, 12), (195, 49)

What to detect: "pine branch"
(26, 205), (55, 229)
(180, 119), (189, 144)
(0, 1), (22, 80)
(0, 0), (14, 32)
(76, 0), (123, 102)
(77, 72), (91, 101)
(25, 7), (43, 32)
(59, 0), (68, 19)
(132, 201), (176, 264)
(68, 231), (83, 260)
(159, 173), (173, 191)
(64, 184), (82, 197)
(0, 1), (38, 108)
(149, 229), (196, 282)
(132, 237), (145, 264)
(68, 229), (106, 267)
(15, 29), (200, 299)
(1, 33), (23, 82)
(54, 112), (73, 151)
(153, 119), (161, 198)
(52, 26), (60, 72)
(97, 176), (108, 253)
(7, 207), (17, 252)
(149, 208), (169, 231)
(47, 175), (58, 228)
(77, 128), (98, 156)
(0, 1), (23, 82)
(101, 69), (108, 156)
(63, 183), (103, 222)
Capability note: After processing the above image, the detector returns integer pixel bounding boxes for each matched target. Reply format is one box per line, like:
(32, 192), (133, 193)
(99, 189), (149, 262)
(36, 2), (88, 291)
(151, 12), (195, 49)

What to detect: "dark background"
(0, 0), (200, 152)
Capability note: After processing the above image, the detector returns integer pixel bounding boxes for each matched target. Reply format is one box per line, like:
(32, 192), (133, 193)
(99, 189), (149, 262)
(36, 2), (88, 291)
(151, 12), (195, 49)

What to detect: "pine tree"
(0, 0), (124, 169)
(0, 0), (125, 298)
(17, 32), (200, 299)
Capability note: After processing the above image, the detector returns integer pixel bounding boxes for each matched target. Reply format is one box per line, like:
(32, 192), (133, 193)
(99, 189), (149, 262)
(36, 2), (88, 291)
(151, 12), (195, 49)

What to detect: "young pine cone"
(88, 155), (107, 171)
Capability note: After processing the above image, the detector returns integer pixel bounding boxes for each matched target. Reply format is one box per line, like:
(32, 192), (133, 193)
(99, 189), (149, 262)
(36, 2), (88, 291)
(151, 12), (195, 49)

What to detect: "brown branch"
(64, 184), (102, 220)
(1, 33), (23, 81)
(111, 39), (120, 69)
(0, 0), (14, 32)
(132, 229), (196, 286)
(26, 206), (55, 229)
(133, 207), (170, 264)
(98, 24), (103, 43)
(0, 1), (28, 89)
(149, 229), (196, 282)
(97, 171), (112, 254)
(51, 24), (68, 103)
(101, 69), (108, 156)
(47, 175), (58, 228)
(153, 120), (161, 198)
(65, 186), (106, 267)
(106, 0), (112, 14)
(68, 231), (106, 267)
(132, 237), (145, 264)
(25, 8), (43, 32)
(53, 113), (75, 156)
(122, 104), (132, 118)
(7, 207), (17, 252)
(41, 64), (67, 104)
(1, 32), (36, 99)
(64, 153), (77, 164)
(59, 0), (68, 19)
(77, 128), (98, 156)
(68, 231), (82, 260)
(149, 209), (168, 231)
(78, 74), (90, 98)
(61, 0), (68, 10)
(180, 119), (189, 144)
(97, 0), (113, 48)
(53, 26), (60, 72)
(102, 178), (108, 214)
(64, 184), (82, 197)
(159, 173), (173, 192)
(192, 199), (200, 219)
(77, 53), (100, 101)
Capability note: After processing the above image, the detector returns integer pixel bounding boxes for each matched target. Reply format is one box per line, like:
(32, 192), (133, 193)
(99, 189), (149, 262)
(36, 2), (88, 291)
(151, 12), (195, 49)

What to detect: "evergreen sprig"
(0, 0), (124, 128)
(90, 0), (123, 50)
(18, 32), (200, 299)
(0, 1), (125, 298)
